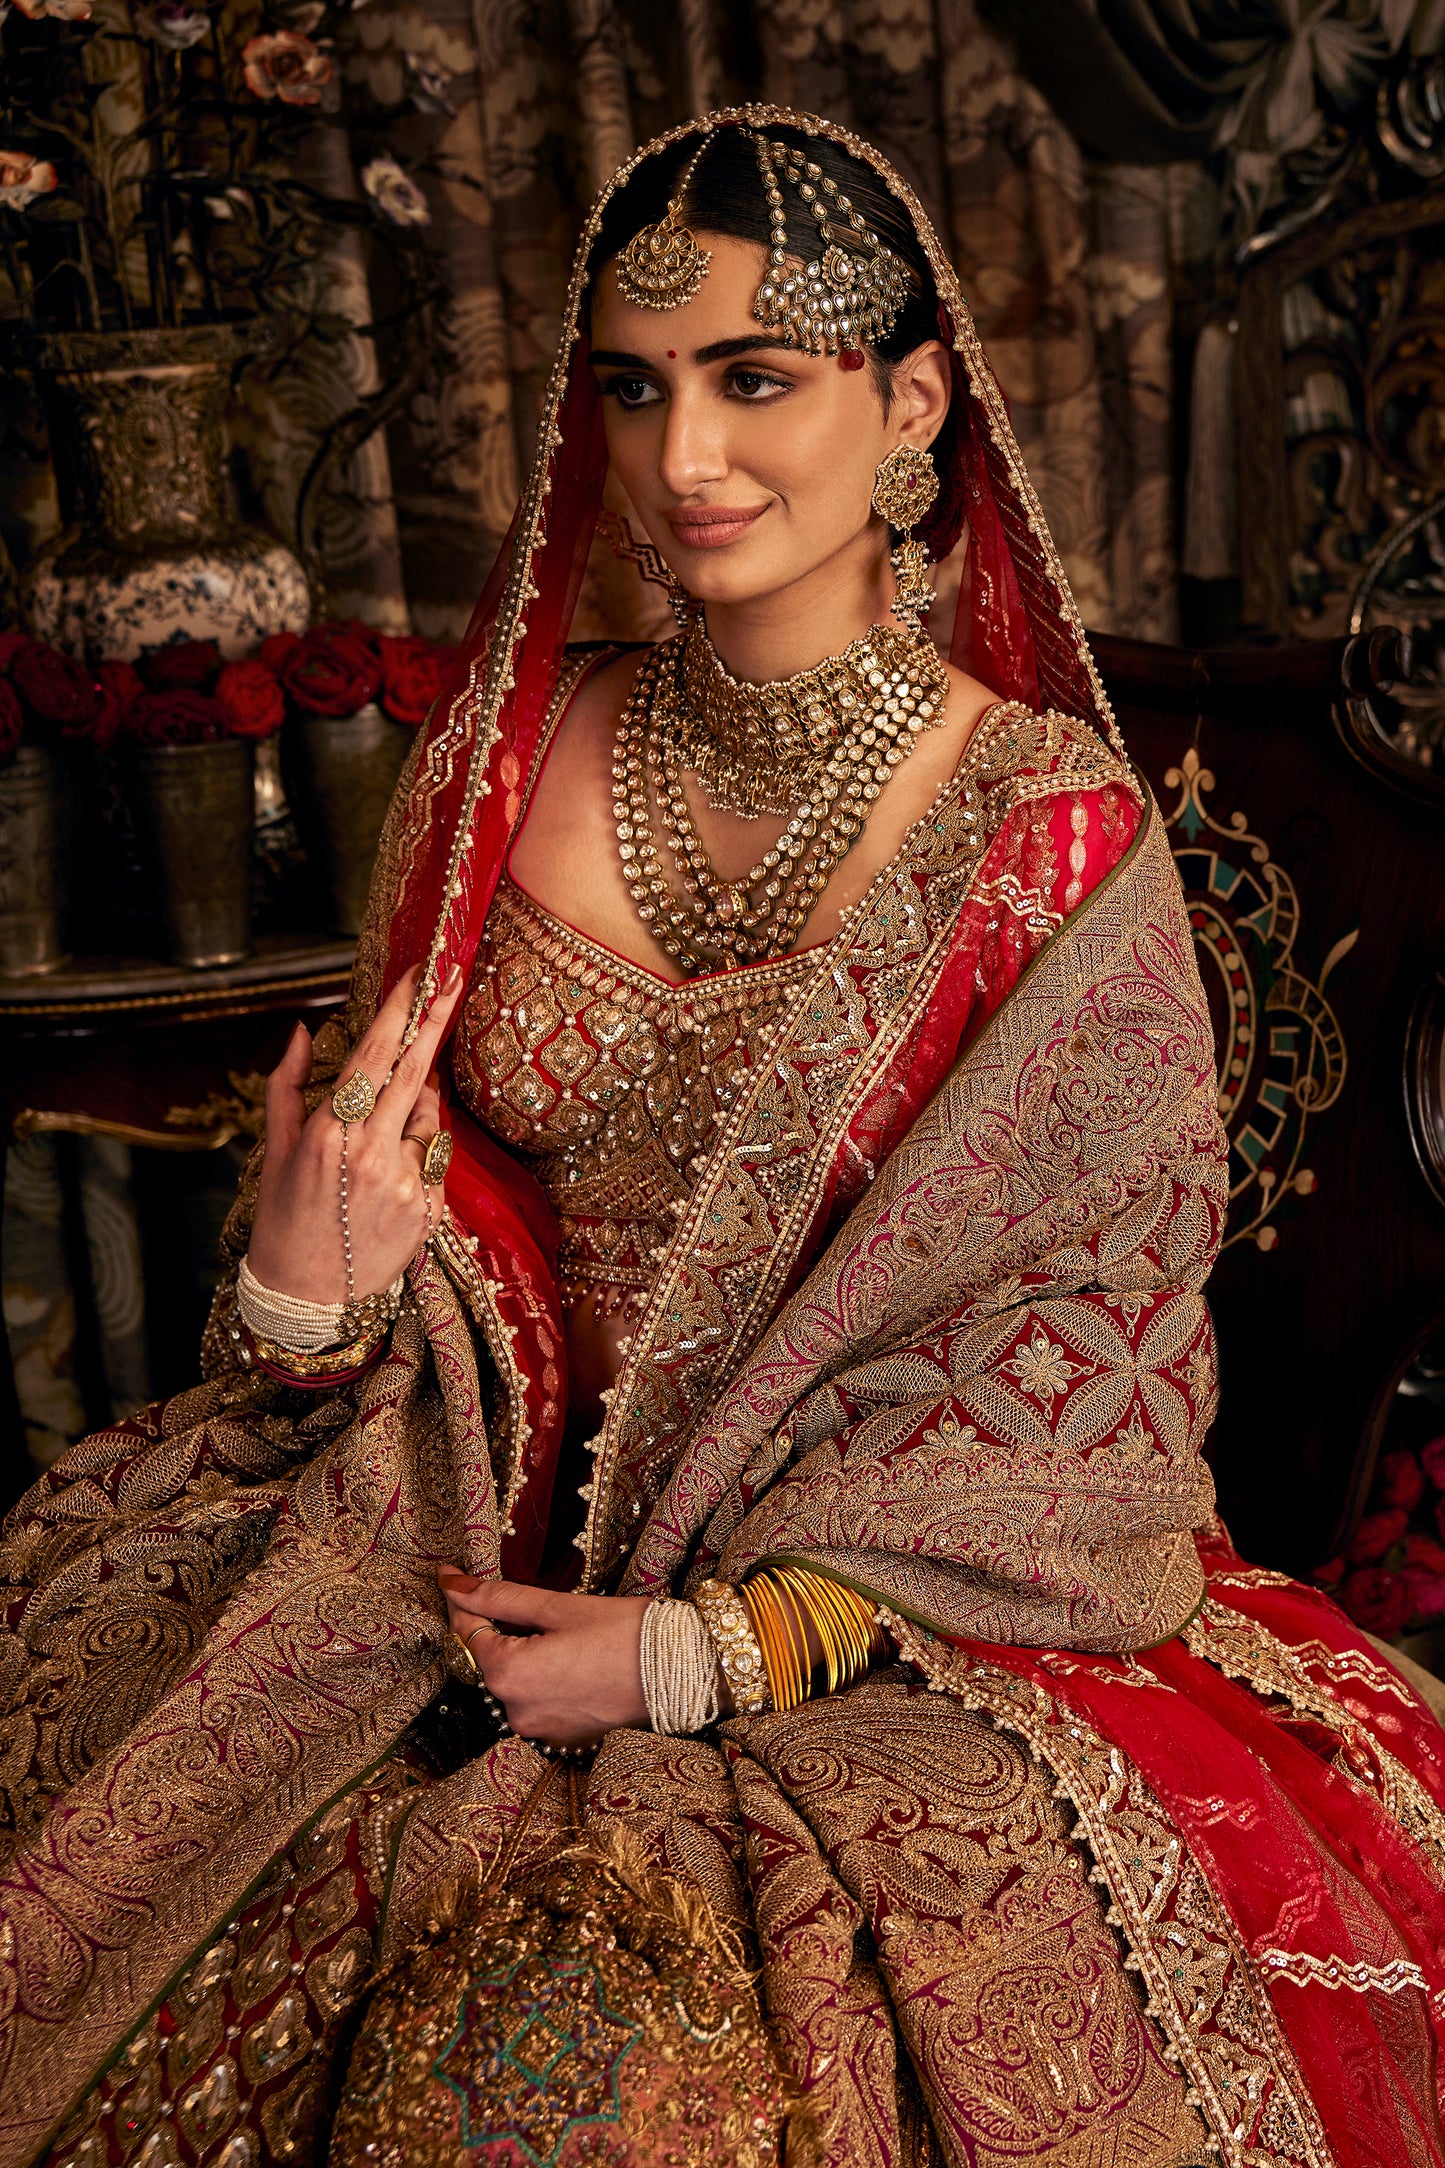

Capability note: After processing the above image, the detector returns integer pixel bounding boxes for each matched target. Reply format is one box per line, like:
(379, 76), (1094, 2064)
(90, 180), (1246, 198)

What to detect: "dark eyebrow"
(588, 335), (799, 371)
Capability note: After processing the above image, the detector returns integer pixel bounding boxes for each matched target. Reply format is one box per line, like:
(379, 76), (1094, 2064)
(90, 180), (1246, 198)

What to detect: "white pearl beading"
(640, 1596), (723, 1735)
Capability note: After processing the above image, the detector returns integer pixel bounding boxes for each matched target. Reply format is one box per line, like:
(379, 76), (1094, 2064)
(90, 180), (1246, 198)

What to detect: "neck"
(700, 526), (896, 682)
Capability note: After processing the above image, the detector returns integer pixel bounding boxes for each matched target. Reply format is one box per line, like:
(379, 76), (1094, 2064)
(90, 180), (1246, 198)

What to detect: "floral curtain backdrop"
(3, 0), (1211, 1472)
(344, 0), (1208, 646)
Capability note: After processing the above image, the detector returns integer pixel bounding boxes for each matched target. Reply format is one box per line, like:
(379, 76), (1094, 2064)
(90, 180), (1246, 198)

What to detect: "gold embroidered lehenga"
(2, 110), (1444, 2168)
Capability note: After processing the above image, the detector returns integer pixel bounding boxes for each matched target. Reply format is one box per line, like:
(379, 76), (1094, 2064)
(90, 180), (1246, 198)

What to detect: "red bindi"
(838, 349), (866, 371)
(667, 349), (677, 359)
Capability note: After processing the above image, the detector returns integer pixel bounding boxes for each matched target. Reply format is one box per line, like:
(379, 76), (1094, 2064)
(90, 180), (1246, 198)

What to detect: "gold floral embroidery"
(884, 1618), (1334, 2168)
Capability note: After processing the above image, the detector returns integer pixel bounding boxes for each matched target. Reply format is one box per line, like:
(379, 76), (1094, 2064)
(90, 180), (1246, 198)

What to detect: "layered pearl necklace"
(612, 621), (948, 975)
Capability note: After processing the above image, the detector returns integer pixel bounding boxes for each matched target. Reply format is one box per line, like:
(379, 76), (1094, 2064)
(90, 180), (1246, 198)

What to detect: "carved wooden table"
(1, 935), (352, 1491)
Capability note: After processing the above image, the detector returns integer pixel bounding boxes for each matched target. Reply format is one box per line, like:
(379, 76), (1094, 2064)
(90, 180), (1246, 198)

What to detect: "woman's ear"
(896, 340), (952, 452)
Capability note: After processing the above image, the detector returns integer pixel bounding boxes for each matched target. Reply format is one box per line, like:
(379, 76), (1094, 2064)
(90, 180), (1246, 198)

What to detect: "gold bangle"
(795, 1569), (872, 1687)
(742, 1579), (786, 1711)
(745, 1575), (806, 1712)
(774, 1572), (814, 1706)
(694, 1578), (770, 1717)
(241, 1319), (388, 1380)
(762, 1566), (887, 1703)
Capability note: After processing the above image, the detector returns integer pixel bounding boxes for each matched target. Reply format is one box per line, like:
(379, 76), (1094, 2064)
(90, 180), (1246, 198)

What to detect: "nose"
(656, 382), (729, 500)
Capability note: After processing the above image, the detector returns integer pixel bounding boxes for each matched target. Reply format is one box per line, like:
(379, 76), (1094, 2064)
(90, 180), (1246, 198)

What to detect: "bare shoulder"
(940, 657), (1007, 738)
(556, 645), (647, 749)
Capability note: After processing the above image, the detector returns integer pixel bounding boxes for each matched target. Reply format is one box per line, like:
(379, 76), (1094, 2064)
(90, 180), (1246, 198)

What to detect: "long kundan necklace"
(612, 620), (949, 974)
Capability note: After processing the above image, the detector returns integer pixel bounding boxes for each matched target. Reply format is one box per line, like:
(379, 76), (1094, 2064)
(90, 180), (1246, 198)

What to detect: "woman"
(2, 110), (1443, 2168)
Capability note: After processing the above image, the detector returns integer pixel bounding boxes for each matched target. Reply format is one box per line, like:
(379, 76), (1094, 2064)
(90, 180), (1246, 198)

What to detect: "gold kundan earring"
(615, 137), (715, 311)
(871, 443), (939, 634)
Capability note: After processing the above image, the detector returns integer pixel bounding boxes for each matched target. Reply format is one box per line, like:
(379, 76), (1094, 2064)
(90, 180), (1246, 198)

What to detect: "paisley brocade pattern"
(620, 808), (1224, 1662)
(43, 1759), (423, 2168)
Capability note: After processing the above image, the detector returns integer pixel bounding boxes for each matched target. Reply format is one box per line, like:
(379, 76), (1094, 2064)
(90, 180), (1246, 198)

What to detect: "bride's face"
(589, 232), (948, 609)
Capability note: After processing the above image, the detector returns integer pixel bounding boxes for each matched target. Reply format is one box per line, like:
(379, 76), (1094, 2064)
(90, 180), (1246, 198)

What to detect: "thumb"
(452, 1578), (564, 1631)
(263, 1021), (311, 1163)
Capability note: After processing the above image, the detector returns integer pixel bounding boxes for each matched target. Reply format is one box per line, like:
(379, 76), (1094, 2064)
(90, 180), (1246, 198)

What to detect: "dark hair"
(587, 125), (943, 413)
(587, 124), (965, 560)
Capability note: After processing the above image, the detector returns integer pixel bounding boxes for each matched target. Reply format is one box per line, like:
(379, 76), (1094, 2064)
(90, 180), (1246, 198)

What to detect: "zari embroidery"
(583, 705), (1133, 1591)
(1184, 1597), (1445, 1878)
(884, 1614), (1336, 2168)
(1250, 1950), (1429, 1997)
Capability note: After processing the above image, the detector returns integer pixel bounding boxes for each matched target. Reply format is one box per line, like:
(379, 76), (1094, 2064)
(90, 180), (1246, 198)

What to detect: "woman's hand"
(439, 1574), (651, 1746)
(247, 962), (464, 1305)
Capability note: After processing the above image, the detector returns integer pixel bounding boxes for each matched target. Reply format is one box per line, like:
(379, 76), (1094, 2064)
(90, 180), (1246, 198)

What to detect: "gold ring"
(464, 1622), (495, 1656)
(443, 1629), (478, 1682)
(331, 1070), (377, 1123)
(421, 1131), (454, 1185)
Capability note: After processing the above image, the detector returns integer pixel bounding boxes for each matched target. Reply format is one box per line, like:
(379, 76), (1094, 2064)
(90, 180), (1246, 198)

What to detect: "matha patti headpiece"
(751, 132), (910, 356)
(615, 137), (715, 311)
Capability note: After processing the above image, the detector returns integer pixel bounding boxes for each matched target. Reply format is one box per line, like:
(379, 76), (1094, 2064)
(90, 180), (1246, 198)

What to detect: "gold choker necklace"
(674, 620), (942, 818)
(612, 623), (949, 974)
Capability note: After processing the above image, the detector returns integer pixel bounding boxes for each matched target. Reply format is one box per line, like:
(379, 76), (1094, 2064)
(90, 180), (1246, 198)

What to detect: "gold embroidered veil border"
(0, 111), (1189, 2168)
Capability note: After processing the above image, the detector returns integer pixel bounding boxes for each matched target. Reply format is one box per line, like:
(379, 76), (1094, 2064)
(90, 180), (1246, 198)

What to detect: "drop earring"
(870, 444), (939, 635)
(599, 510), (700, 630)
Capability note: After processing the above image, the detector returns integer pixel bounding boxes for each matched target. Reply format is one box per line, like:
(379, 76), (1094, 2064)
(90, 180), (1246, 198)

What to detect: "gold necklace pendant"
(612, 628), (949, 976)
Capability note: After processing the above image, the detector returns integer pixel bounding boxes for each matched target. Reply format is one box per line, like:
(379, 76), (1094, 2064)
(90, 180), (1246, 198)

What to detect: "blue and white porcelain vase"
(18, 323), (310, 662)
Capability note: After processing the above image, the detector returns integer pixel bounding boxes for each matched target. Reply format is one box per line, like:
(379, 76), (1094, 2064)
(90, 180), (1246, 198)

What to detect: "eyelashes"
(598, 375), (662, 409)
(596, 369), (794, 409)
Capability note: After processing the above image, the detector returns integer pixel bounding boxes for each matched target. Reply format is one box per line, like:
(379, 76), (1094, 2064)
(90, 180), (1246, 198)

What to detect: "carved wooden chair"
(1096, 629), (1445, 1572)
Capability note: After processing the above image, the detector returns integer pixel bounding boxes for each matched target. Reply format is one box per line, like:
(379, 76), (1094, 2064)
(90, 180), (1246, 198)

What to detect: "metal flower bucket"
(0, 743), (71, 976)
(284, 703), (412, 936)
(127, 737), (255, 967)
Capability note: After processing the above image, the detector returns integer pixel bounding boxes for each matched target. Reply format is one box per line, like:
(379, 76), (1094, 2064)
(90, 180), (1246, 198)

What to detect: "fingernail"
(443, 964), (463, 994)
(290, 1020), (310, 1046)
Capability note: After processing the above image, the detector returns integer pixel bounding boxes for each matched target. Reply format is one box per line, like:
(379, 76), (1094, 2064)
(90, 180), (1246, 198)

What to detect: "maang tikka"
(616, 138), (715, 311)
(614, 123), (911, 360)
(871, 443), (939, 635)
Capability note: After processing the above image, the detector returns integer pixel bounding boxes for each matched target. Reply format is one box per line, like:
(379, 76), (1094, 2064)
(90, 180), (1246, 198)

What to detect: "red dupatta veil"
(354, 105), (1125, 1584)
(342, 114), (1445, 2160)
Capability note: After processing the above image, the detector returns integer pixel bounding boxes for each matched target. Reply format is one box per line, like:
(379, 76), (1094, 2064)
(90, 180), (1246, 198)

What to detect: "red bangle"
(237, 1322), (388, 1391)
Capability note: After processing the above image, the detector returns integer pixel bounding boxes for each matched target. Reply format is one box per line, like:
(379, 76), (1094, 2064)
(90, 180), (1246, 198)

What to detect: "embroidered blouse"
(450, 719), (1140, 1317)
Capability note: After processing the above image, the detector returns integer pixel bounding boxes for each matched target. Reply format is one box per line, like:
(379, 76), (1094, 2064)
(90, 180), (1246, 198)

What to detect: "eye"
(598, 374), (662, 409)
(728, 368), (791, 402)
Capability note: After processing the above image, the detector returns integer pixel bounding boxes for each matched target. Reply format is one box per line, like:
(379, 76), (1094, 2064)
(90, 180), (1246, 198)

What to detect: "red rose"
(340, 617), (383, 656)
(1421, 1433), (1445, 1489)
(215, 658), (285, 739)
(1338, 1566), (1411, 1640)
(277, 626), (380, 718)
(11, 641), (99, 732)
(1346, 1506), (1409, 1565)
(1379, 1449), (1425, 1512)
(1313, 1555), (1345, 1589)
(1403, 1565), (1445, 1627)
(129, 689), (230, 745)
(0, 678), (22, 761)
(260, 629), (304, 673)
(1404, 1531), (1445, 1572)
(377, 633), (453, 727)
(93, 660), (143, 750)
(0, 631), (39, 673)
(142, 638), (221, 692)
